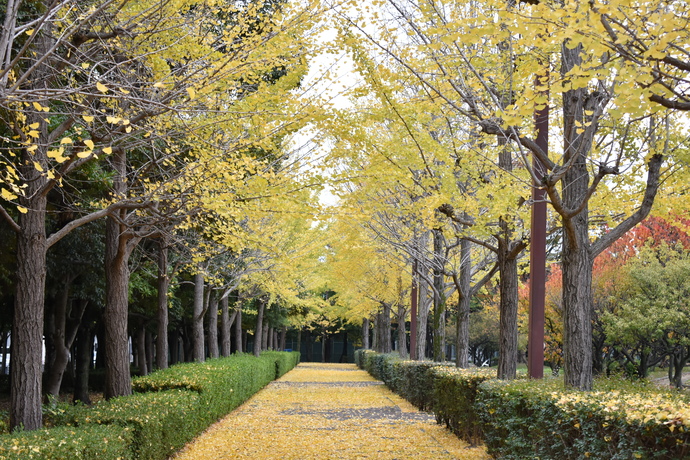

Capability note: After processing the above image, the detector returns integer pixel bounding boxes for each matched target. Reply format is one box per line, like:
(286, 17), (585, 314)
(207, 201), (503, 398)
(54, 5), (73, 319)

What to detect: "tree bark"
(497, 243), (519, 380)
(234, 305), (243, 353)
(11, 187), (47, 430)
(136, 326), (148, 375)
(73, 302), (95, 405)
(156, 240), (169, 370)
(220, 295), (235, 357)
(397, 302), (408, 359)
(253, 299), (265, 357)
(192, 272), (205, 362)
(381, 302), (393, 353)
(207, 292), (219, 359)
(416, 274), (431, 360)
(262, 324), (269, 351)
(362, 318), (370, 349)
(279, 326), (287, 351)
(432, 229), (447, 362)
(455, 239), (471, 368)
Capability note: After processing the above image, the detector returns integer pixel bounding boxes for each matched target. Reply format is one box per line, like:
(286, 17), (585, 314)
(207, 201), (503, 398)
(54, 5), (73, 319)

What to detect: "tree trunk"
(397, 302), (408, 359)
(104, 216), (134, 399)
(262, 324), (269, 351)
(253, 299), (265, 357)
(280, 326), (287, 351)
(382, 303), (392, 353)
(207, 293), (219, 359)
(11, 165), (48, 430)
(104, 149), (139, 399)
(497, 245), (519, 380)
(455, 239), (471, 368)
(267, 326), (274, 350)
(192, 272), (205, 362)
(73, 302), (95, 405)
(156, 240), (169, 370)
(234, 306), (243, 353)
(45, 289), (87, 398)
(432, 229), (446, 362)
(372, 314), (379, 352)
(416, 263), (431, 360)
(137, 326), (148, 376)
(362, 318), (370, 349)
(220, 295), (235, 357)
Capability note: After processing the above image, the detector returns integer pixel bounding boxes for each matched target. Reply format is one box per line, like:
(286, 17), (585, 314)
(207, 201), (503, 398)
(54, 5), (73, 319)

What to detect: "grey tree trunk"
(220, 295), (235, 357)
(280, 326), (287, 350)
(192, 272), (205, 362)
(397, 302), (408, 359)
(253, 299), (265, 357)
(137, 326), (148, 376)
(207, 293), (219, 359)
(372, 314), (379, 352)
(416, 276), (431, 360)
(455, 239), (471, 368)
(383, 303), (393, 353)
(234, 306), (243, 353)
(362, 318), (370, 349)
(497, 243), (519, 380)
(432, 229), (446, 362)
(267, 326), (274, 350)
(11, 148), (48, 430)
(73, 302), (95, 405)
(156, 240), (169, 370)
(262, 324), (269, 351)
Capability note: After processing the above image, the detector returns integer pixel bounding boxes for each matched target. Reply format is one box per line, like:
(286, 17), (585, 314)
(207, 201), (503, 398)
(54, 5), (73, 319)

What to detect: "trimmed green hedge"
(478, 378), (690, 459)
(0, 424), (132, 459)
(2, 351), (300, 460)
(355, 350), (690, 459)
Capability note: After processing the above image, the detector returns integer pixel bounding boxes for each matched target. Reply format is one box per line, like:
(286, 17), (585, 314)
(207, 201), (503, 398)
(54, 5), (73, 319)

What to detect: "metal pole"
(528, 75), (548, 379)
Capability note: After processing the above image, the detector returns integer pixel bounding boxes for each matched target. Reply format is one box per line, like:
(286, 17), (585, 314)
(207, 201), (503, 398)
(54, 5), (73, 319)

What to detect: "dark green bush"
(262, 350), (301, 378)
(0, 424), (132, 459)
(5, 352), (300, 460)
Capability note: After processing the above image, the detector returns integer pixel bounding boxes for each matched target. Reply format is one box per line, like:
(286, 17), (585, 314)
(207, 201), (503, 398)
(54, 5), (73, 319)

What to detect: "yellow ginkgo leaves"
(174, 363), (490, 460)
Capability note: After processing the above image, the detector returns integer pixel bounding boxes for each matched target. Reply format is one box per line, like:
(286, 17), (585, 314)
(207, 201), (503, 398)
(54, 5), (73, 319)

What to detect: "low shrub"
(358, 351), (690, 459)
(262, 350), (301, 379)
(0, 424), (132, 459)
(478, 378), (690, 459)
(5, 352), (300, 460)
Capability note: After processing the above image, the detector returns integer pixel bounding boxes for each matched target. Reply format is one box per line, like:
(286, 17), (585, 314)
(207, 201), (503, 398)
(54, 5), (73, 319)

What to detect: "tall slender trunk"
(234, 306), (243, 353)
(416, 276), (431, 360)
(432, 229), (446, 362)
(253, 299), (265, 357)
(220, 295), (235, 357)
(262, 324), (269, 351)
(192, 272), (205, 362)
(11, 159), (47, 430)
(73, 302), (95, 405)
(156, 240), (169, 370)
(397, 302), (408, 359)
(497, 243), (519, 380)
(279, 326), (287, 351)
(455, 239), (471, 368)
(207, 293), (219, 359)
(362, 318), (370, 349)
(381, 303), (392, 353)
(137, 326), (148, 376)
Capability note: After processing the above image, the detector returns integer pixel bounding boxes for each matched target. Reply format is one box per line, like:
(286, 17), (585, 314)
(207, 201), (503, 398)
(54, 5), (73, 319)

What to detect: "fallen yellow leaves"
(173, 363), (490, 459)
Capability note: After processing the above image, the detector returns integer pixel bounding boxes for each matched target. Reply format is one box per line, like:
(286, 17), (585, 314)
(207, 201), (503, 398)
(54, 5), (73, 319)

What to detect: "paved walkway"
(174, 363), (490, 459)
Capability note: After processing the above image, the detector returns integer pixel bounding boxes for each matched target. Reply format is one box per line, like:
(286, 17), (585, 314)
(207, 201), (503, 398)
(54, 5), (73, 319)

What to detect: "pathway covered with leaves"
(173, 362), (490, 459)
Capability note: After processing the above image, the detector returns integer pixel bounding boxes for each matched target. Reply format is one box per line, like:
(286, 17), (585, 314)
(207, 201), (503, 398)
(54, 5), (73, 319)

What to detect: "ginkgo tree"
(0, 0), (323, 430)
(330, 0), (688, 390)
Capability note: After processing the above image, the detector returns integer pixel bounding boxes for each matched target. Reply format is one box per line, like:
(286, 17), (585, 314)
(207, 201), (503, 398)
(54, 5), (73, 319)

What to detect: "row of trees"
(315, 0), (690, 391)
(0, 0), (335, 431)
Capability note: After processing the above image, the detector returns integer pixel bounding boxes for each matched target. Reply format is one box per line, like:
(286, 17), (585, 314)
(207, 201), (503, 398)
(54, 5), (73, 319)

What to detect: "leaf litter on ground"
(173, 362), (490, 459)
